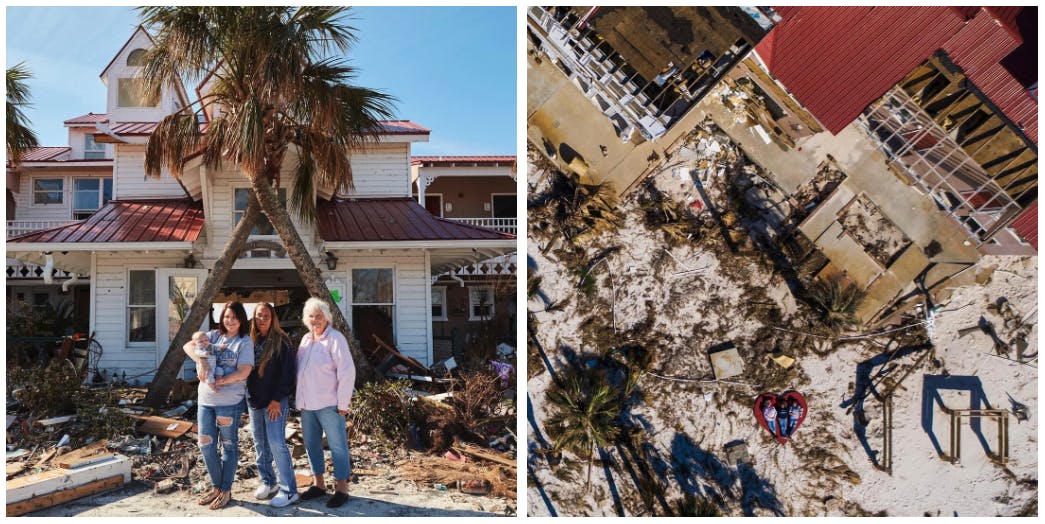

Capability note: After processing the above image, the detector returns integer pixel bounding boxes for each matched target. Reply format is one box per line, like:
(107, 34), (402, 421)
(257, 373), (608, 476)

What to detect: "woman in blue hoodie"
(246, 303), (298, 508)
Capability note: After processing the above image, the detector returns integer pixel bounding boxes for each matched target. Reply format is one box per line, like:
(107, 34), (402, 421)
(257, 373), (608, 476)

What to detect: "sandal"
(209, 490), (232, 510)
(326, 490), (350, 508)
(300, 485), (327, 500)
(197, 487), (220, 506)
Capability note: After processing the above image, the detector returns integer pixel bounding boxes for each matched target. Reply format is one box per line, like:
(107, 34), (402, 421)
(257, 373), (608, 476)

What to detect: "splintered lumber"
(134, 416), (193, 438)
(6, 454), (131, 505)
(372, 335), (431, 376)
(6, 474), (124, 516)
(55, 441), (116, 469)
(7, 462), (26, 479)
(452, 445), (515, 468)
(34, 415), (77, 427)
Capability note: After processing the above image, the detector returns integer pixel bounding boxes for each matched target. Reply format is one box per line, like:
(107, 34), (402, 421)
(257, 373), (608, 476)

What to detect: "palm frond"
(6, 63), (39, 164)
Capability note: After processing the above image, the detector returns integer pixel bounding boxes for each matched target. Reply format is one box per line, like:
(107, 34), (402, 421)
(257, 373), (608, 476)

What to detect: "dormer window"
(117, 78), (160, 108)
(126, 48), (146, 66)
(84, 134), (106, 160)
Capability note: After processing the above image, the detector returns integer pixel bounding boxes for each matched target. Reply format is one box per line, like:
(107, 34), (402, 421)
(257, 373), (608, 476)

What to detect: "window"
(84, 134), (106, 160)
(492, 194), (517, 218)
(126, 48), (146, 66)
(73, 178), (112, 219)
(351, 268), (395, 351)
(233, 188), (286, 236)
(117, 78), (160, 108)
(32, 293), (50, 308)
(468, 286), (494, 321)
(128, 270), (156, 343)
(33, 178), (63, 205)
(431, 286), (447, 321)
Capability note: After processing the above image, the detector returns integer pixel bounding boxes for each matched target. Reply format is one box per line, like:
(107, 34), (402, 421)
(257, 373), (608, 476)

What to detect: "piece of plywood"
(55, 441), (115, 469)
(6, 455), (131, 504)
(135, 416), (193, 438)
(709, 346), (744, 380)
(6, 474), (124, 516)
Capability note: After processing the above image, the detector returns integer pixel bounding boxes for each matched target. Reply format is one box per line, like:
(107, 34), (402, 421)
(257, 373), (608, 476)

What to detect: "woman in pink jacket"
(295, 297), (356, 508)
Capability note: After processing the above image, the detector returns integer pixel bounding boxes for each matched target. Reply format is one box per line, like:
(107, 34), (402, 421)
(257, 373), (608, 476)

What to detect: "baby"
(192, 331), (225, 384)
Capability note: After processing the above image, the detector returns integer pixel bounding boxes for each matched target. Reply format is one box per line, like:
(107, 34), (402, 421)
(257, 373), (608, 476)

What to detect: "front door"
(424, 194), (443, 216)
(157, 268), (209, 377)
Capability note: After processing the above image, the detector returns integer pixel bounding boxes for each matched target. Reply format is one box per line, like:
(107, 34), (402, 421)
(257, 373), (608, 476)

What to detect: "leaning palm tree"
(544, 369), (621, 488)
(7, 63), (39, 165)
(138, 7), (394, 405)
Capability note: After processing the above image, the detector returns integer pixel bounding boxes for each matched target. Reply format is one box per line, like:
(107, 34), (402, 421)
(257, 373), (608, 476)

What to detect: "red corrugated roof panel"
(12, 146), (71, 162)
(8, 199), (204, 244)
(1010, 202), (1037, 249)
(412, 155), (516, 166)
(316, 198), (515, 242)
(758, 6), (1036, 144)
(757, 6), (966, 135)
(63, 113), (108, 125)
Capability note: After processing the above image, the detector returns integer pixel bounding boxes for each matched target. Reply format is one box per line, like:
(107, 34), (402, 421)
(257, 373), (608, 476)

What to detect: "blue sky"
(6, 6), (517, 156)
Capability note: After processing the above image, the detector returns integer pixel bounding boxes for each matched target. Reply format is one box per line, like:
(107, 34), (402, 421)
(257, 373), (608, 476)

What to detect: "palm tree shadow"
(528, 471), (559, 517)
(597, 447), (626, 516)
(668, 432), (785, 516)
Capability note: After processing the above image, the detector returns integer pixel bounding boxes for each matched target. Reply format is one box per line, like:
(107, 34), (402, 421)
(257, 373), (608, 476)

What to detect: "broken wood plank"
(133, 416), (193, 438)
(7, 454), (131, 504)
(34, 415), (77, 427)
(6, 474), (124, 516)
(55, 441), (116, 469)
(372, 335), (431, 376)
(387, 373), (457, 384)
(34, 449), (58, 469)
(452, 446), (515, 468)
(7, 461), (26, 479)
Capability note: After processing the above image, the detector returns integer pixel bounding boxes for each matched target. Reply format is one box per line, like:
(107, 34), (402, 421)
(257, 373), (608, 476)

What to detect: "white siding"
(200, 162), (318, 260)
(93, 251), (184, 382)
(103, 29), (183, 124)
(331, 249), (430, 364)
(14, 171), (114, 221)
(341, 143), (412, 198)
(113, 145), (184, 199)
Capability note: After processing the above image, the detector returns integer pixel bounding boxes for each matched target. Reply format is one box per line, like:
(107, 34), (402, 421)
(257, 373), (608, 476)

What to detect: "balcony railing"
(449, 217), (517, 235)
(436, 253), (517, 281)
(7, 220), (83, 239)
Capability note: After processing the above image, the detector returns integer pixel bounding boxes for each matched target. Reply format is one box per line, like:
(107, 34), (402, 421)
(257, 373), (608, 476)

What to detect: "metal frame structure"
(858, 88), (1033, 246)
(940, 408), (1010, 465)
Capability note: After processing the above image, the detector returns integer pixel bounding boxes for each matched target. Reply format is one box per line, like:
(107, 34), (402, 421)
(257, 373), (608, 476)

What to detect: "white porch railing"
(449, 217), (517, 235)
(435, 253), (517, 281)
(7, 220), (82, 239)
(6, 260), (82, 280)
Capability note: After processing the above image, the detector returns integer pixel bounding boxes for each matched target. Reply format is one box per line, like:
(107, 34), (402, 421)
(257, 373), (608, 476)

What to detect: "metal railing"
(449, 217), (517, 235)
(7, 220), (82, 239)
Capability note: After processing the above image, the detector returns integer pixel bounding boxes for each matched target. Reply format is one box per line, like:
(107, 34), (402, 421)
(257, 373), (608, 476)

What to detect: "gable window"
(73, 178), (113, 219)
(351, 268), (395, 353)
(431, 286), (447, 321)
(492, 194), (516, 218)
(33, 178), (64, 205)
(126, 48), (146, 66)
(117, 78), (160, 108)
(84, 134), (106, 160)
(233, 188), (287, 236)
(468, 285), (494, 321)
(128, 270), (156, 344)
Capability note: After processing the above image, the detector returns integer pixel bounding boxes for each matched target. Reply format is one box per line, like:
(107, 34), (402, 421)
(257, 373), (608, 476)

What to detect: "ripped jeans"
(198, 400), (245, 491)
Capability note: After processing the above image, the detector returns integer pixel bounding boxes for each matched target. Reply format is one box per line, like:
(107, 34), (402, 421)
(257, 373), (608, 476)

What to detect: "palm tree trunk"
(249, 174), (378, 385)
(143, 195), (262, 407)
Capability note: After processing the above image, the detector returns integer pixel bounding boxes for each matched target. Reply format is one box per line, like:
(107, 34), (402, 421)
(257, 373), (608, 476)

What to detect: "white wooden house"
(6, 27), (516, 380)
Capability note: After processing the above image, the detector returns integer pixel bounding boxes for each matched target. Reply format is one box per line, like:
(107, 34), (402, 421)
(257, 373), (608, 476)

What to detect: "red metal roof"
(757, 6), (1036, 143)
(376, 120), (430, 135)
(316, 198), (515, 242)
(12, 147), (71, 162)
(412, 155), (516, 166)
(8, 199), (204, 244)
(108, 122), (161, 135)
(1010, 202), (1037, 249)
(64, 113), (108, 125)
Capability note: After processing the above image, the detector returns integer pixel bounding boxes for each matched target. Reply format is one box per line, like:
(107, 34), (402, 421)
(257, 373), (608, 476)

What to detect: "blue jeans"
(784, 417), (799, 437)
(198, 400), (245, 491)
(249, 398), (297, 496)
(301, 406), (351, 481)
(766, 418), (779, 435)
